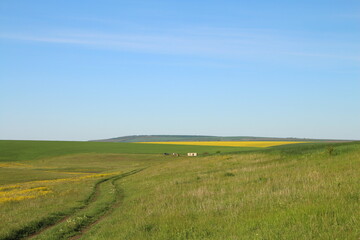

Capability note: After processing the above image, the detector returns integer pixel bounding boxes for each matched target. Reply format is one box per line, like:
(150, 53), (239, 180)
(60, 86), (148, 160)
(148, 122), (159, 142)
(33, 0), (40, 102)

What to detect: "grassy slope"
(0, 153), (160, 239)
(0, 140), (256, 162)
(81, 142), (360, 240)
(0, 141), (359, 239)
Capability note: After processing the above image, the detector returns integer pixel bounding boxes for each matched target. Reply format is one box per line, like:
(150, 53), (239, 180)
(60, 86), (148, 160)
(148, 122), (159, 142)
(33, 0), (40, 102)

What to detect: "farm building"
(187, 153), (197, 157)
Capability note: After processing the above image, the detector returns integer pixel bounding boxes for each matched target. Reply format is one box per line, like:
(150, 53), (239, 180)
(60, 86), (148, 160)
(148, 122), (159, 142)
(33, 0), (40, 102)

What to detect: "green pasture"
(0, 140), (256, 162)
(0, 140), (359, 239)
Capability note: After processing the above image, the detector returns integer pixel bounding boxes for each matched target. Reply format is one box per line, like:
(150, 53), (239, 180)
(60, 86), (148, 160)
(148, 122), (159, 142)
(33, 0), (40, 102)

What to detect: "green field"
(0, 140), (257, 162)
(0, 140), (359, 239)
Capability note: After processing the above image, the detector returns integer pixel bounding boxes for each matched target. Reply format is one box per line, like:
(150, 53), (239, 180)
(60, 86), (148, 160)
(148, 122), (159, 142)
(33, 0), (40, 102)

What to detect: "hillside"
(0, 141), (359, 239)
(91, 135), (345, 142)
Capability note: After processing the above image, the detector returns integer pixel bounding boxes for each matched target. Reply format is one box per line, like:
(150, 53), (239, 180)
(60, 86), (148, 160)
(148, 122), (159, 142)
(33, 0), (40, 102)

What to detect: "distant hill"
(90, 135), (347, 142)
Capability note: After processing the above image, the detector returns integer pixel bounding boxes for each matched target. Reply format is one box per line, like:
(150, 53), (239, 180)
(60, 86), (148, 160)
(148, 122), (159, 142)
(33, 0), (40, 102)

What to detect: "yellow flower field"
(138, 141), (305, 147)
(0, 187), (52, 203)
(0, 171), (123, 204)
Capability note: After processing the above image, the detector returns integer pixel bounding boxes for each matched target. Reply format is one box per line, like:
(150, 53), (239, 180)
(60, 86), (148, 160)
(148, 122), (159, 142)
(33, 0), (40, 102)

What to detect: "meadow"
(0, 140), (252, 162)
(0, 140), (359, 239)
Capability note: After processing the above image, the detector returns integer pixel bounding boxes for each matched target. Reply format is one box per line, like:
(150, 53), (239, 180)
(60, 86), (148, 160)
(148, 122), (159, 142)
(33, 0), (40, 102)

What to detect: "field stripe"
(137, 141), (306, 147)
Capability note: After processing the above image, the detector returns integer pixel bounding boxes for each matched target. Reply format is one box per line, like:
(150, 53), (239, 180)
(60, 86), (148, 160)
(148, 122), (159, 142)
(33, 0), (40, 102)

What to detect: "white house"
(187, 153), (197, 157)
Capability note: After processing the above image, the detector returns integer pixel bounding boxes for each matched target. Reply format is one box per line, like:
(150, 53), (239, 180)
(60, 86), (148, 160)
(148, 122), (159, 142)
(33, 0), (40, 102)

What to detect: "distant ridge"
(90, 135), (348, 142)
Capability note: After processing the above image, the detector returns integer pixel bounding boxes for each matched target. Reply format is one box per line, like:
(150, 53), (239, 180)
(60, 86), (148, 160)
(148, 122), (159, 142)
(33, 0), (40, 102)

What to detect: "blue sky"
(1, 0), (359, 140)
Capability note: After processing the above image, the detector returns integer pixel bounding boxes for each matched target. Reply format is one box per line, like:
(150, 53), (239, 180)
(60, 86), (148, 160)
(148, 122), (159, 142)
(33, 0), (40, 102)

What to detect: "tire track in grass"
(69, 173), (129, 240)
(1, 169), (143, 240)
(27, 169), (144, 240)
(2, 176), (110, 240)
(23, 177), (108, 240)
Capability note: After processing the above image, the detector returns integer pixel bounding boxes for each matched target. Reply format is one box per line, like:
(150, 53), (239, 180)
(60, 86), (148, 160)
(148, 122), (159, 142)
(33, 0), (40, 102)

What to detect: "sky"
(0, 0), (359, 141)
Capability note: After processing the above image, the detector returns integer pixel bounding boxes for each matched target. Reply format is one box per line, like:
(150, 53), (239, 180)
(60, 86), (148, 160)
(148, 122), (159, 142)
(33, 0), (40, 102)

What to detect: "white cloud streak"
(1, 27), (359, 61)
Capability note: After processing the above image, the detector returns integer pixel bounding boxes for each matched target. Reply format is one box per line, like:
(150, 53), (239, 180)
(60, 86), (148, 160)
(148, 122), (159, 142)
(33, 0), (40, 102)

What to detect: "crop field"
(0, 140), (255, 162)
(0, 140), (359, 239)
(138, 141), (305, 147)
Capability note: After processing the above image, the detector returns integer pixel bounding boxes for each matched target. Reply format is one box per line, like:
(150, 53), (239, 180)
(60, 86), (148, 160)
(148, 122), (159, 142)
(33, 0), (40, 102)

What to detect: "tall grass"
(0, 141), (359, 239)
(81, 142), (360, 240)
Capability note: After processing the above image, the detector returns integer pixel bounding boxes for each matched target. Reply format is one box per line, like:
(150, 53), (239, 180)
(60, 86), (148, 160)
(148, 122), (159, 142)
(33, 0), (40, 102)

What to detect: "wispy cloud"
(1, 27), (359, 61)
(0, 29), (278, 56)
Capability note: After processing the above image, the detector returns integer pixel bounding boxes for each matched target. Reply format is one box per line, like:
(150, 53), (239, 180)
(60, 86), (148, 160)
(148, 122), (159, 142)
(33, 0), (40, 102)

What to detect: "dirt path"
(69, 175), (127, 240)
(68, 169), (144, 240)
(22, 169), (144, 240)
(25, 177), (107, 240)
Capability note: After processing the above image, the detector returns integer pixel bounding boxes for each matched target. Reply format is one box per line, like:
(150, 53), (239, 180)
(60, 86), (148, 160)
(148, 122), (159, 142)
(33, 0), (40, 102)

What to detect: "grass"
(0, 168), (75, 185)
(31, 169), (143, 240)
(1, 178), (95, 239)
(0, 140), (359, 239)
(79, 141), (360, 240)
(0, 140), (257, 162)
